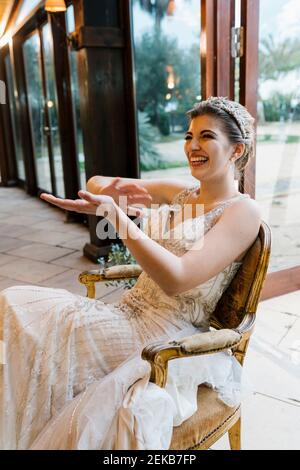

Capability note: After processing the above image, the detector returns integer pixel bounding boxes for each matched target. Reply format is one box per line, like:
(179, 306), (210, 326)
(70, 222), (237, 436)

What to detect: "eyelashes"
(184, 134), (213, 141)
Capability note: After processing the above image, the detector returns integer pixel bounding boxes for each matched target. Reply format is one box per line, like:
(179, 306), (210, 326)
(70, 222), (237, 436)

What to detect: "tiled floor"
(0, 187), (125, 300)
(211, 289), (300, 450)
(0, 187), (299, 449)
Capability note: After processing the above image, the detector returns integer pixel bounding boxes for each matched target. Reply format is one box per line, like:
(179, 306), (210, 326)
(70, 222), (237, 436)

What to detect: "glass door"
(42, 23), (65, 197)
(131, 0), (201, 184)
(256, 0), (300, 274)
(23, 31), (52, 193)
(66, 4), (86, 190)
(23, 26), (65, 196)
(4, 53), (26, 181)
(237, 0), (300, 296)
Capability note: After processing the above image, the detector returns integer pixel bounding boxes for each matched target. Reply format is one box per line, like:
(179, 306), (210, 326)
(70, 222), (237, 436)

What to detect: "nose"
(190, 136), (200, 151)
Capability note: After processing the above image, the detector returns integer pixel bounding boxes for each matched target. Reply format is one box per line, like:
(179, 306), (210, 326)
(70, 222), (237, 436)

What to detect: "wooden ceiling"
(0, 0), (14, 37)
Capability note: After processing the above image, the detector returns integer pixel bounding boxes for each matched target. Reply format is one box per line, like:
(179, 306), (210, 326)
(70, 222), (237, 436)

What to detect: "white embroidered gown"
(0, 186), (250, 450)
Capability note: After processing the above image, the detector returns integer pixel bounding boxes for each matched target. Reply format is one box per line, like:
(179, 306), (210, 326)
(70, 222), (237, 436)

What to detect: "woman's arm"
(110, 197), (261, 296)
(170, 199), (261, 294)
(40, 192), (261, 297)
(86, 175), (187, 206)
(40, 191), (182, 295)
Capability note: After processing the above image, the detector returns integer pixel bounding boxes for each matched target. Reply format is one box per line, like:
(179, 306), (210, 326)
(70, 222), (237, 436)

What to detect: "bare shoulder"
(221, 196), (262, 239)
(140, 178), (190, 204)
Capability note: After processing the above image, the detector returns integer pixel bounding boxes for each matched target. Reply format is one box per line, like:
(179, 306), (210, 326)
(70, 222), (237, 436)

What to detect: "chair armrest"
(142, 328), (244, 388)
(79, 264), (142, 298)
(170, 329), (242, 353)
(103, 264), (143, 279)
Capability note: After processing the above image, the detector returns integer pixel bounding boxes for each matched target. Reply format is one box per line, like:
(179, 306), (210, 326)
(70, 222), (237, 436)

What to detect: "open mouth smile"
(189, 156), (209, 167)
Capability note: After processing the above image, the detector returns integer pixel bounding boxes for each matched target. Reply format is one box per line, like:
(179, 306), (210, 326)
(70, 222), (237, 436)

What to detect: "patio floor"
(0, 186), (299, 450)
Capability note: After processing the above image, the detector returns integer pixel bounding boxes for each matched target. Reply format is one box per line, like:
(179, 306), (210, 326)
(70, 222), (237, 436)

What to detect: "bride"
(0, 97), (260, 450)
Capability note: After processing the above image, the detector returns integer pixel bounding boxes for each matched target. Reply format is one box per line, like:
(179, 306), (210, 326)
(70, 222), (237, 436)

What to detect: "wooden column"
(201, 0), (235, 100)
(12, 33), (37, 195)
(50, 12), (82, 221)
(73, 0), (139, 261)
(0, 46), (18, 186)
(0, 97), (12, 185)
(239, 0), (260, 198)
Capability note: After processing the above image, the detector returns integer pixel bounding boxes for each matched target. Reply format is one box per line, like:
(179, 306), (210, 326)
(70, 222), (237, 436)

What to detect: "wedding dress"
(0, 186), (250, 450)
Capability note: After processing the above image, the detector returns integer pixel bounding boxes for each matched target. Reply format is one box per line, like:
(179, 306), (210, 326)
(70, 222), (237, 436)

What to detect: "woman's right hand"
(98, 177), (152, 206)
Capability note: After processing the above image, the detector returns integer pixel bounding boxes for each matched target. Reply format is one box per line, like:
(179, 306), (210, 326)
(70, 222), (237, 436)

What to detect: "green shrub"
(98, 243), (138, 290)
(157, 111), (170, 135)
(138, 111), (164, 171)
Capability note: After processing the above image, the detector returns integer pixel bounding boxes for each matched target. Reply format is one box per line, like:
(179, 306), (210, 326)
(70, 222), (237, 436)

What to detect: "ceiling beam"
(0, 0), (19, 38)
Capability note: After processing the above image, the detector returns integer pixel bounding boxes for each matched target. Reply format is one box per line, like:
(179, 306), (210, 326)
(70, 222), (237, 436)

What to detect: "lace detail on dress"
(117, 186), (248, 333)
(0, 184), (249, 449)
(170, 185), (199, 206)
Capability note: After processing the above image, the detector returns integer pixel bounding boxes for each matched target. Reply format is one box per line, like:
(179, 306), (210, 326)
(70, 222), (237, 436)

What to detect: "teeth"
(190, 157), (208, 162)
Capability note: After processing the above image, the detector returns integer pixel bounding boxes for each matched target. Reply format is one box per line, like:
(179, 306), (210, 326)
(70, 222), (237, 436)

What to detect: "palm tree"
(138, 0), (171, 32)
(259, 34), (300, 81)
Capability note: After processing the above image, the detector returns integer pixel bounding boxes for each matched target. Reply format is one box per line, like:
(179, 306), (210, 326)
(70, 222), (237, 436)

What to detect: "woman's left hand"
(40, 191), (144, 218)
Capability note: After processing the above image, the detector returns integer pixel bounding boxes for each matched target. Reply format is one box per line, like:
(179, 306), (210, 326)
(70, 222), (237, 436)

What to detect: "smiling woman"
(184, 97), (255, 183)
(0, 97), (261, 450)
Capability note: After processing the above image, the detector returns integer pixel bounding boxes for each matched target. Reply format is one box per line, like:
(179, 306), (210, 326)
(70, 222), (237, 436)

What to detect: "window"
(256, 0), (300, 271)
(42, 23), (65, 197)
(23, 32), (53, 193)
(132, 0), (201, 183)
(4, 54), (25, 180)
(16, 0), (42, 26)
(66, 4), (86, 189)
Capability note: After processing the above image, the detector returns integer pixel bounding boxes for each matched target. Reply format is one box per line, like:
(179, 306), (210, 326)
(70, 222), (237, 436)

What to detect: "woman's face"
(184, 114), (235, 181)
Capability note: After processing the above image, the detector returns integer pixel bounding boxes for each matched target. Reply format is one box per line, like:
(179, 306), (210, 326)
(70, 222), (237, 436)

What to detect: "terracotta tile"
(243, 393), (300, 450)
(39, 268), (86, 295)
(0, 237), (31, 253)
(211, 393), (300, 450)
(256, 305), (298, 345)
(58, 235), (90, 250)
(0, 253), (19, 267)
(0, 277), (34, 291)
(51, 251), (99, 270)
(39, 269), (122, 298)
(245, 340), (300, 403)
(0, 258), (69, 283)
(6, 242), (75, 263)
(278, 318), (300, 361)
(0, 223), (33, 237)
(0, 215), (44, 226)
(18, 229), (79, 246)
(98, 285), (126, 303)
(260, 291), (300, 318)
(30, 218), (88, 234)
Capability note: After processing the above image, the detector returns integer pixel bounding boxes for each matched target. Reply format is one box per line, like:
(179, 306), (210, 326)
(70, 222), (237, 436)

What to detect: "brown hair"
(186, 97), (256, 179)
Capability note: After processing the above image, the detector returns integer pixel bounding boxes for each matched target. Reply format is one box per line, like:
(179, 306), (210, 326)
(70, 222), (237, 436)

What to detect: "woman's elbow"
(162, 286), (177, 297)
(86, 175), (103, 193)
(160, 263), (186, 296)
(160, 277), (182, 297)
(86, 176), (96, 191)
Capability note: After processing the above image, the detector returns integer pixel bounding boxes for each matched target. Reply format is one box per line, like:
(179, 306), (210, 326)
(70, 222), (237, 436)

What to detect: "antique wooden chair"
(79, 221), (271, 450)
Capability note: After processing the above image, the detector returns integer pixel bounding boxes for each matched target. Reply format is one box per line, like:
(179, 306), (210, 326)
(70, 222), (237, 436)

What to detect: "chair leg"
(228, 417), (241, 450)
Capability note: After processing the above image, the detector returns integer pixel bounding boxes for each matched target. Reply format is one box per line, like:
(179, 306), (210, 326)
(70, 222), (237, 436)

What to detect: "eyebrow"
(185, 129), (218, 137)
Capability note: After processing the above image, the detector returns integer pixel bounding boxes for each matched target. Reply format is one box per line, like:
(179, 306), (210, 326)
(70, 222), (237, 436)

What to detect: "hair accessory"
(204, 96), (250, 141)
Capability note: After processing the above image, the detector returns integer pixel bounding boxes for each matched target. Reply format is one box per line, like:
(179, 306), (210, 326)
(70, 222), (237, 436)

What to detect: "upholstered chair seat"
(170, 384), (240, 450)
(79, 222), (271, 450)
